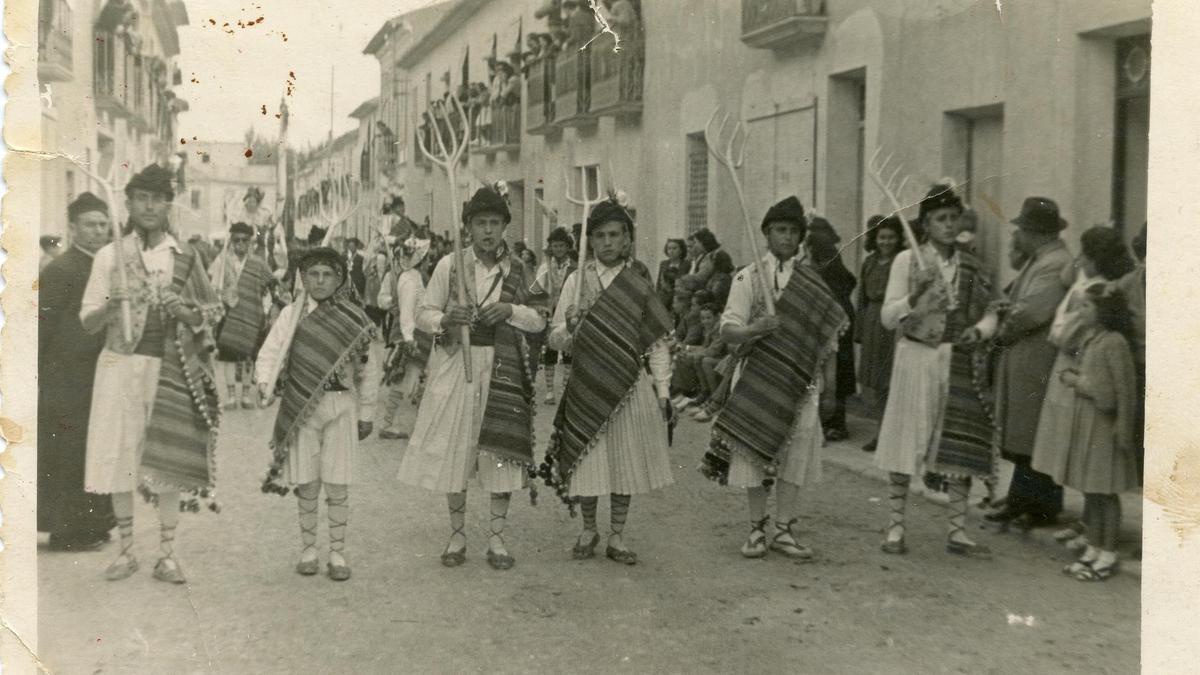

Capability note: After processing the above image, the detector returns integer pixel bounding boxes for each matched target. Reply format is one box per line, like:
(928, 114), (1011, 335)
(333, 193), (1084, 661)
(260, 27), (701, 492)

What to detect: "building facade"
(172, 141), (278, 241)
(38, 0), (190, 238)
(374, 0), (1148, 282)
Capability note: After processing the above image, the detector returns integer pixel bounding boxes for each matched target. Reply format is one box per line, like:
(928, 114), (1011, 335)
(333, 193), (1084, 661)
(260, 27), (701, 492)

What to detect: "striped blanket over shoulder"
(215, 253), (272, 358)
(264, 289), (374, 493)
(702, 261), (847, 485)
(541, 264), (674, 504)
(140, 244), (224, 508)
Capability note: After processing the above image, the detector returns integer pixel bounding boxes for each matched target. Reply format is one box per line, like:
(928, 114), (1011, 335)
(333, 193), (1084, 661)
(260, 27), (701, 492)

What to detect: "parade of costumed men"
(531, 225), (577, 404)
(538, 198), (676, 565)
(700, 196), (848, 560)
(208, 221), (275, 409)
(38, 192), (117, 551)
(256, 246), (381, 581)
(378, 235), (434, 440)
(228, 186), (288, 274)
(79, 164), (224, 584)
(873, 184), (1000, 559)
(397, 186), (545, 571)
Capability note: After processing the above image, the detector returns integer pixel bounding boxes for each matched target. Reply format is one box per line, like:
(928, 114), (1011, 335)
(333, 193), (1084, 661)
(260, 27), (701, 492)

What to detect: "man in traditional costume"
(984, 197), (1073, 529)
(209, 221), (274, 409)
(700, 196), (847, 560)
(397, 187), (545, 571)
(874, 185), (999, 559)
(539, 200), (675, 565)
(256, 247), (380, 581)
(531, 226), (577, 404)
(79, 164), (223, 584)
(228, 186), (287, 274)
(39, 192), (116, 550)
(378, 236), (433, 440)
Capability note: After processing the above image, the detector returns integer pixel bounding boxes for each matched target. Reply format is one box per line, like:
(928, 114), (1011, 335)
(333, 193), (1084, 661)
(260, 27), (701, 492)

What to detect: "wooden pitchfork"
(704, 107), (774, 316)
(564, 165), (604, 311)
(416, 96), (474, 381)
(865, 147), (925, 269)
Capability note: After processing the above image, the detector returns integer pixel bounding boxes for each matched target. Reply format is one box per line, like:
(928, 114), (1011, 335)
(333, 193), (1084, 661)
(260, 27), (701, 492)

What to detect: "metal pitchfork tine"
(416, 95), (475, 381)
(867, 147), (927, 271)
(704, 106), (774, 316)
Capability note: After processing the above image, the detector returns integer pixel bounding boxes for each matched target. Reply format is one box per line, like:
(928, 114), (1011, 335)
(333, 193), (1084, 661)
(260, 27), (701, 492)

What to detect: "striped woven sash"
(216, 254), (272, 358)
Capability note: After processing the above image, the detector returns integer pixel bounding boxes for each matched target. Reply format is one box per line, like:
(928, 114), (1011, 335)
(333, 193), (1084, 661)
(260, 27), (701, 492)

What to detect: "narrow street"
(37, 366), (1139, 674)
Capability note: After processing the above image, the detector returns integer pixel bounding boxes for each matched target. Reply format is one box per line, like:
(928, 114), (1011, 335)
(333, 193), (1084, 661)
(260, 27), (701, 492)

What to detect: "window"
(1112, 35), (1149, 238)
(191, 189), (201, 210)
(685, 132), (708, 234)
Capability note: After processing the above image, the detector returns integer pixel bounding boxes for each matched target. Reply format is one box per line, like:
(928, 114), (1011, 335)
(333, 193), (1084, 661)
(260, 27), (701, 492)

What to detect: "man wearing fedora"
(986, 196), (1073, 529)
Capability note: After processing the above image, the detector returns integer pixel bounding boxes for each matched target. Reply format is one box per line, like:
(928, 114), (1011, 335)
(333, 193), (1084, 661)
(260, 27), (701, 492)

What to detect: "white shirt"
(255, 296), (382, 421)
(416, 250), (545, 336)
(549, 261), (672, 399)
(880, 248), (997, 336)
(720, 251), (806, 332)
(80, 233), (181, 322)
(396, 269), (425, 343)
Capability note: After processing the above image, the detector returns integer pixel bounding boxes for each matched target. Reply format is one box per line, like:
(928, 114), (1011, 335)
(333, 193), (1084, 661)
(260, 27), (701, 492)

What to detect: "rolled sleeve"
(647, 341), (672, 398)
(880, 250), (914, 331)
(79, 243), (114, 325)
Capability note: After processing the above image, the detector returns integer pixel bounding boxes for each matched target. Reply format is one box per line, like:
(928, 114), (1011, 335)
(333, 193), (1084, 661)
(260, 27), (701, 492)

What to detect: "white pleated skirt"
(397, 344), (527, 493)
(84, 350), (161, 495)
(567, 375), (674, 497)
(873, 338), (952, 476)
(285, 390), (356, 485)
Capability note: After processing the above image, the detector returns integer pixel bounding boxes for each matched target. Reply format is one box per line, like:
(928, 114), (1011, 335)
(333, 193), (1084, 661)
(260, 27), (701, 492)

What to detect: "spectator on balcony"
(384, 195), (416, 241)
(608, 0), (640, 33)
(551, 27), (570, 53)
(564, 0), (594, 49)
(537, 32), (559, 59)
(535, 0), (565, 33)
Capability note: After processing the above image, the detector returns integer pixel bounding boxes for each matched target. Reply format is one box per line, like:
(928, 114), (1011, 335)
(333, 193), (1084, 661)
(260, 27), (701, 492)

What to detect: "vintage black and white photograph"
(6, 0), (1194, 672)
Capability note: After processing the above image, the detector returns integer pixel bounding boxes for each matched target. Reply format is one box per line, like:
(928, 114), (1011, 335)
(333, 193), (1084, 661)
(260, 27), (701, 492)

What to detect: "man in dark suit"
(38, 193), (117, 550)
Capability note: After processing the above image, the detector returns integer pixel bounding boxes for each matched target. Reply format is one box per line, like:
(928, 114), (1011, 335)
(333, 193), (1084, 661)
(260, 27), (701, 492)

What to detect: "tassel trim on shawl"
(138, 316), (225, 514)
(260, 327), (375, 496)
(700, 320), (848, 491)
(537, 331), (675, 515)
(921, 346), (1002, 489)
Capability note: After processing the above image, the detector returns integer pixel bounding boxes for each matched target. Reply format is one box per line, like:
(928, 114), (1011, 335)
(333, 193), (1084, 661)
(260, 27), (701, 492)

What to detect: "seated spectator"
(672, 276), (701, 326)
(707, 247), (735, 310)
(670, 303), (722, 410)
(678, 289), (713, 347)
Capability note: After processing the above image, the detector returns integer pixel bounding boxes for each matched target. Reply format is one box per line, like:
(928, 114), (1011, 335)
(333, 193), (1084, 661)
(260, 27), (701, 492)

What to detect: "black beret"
(124, 163), (175, 200)
(244, 186), (265, 202)
(760, 196), (806, 233)
(546, 226), (574, 247)
(461, 187), (511, 225)
(585, 199), (634, 235)
(68, 191), (109, 221)
(307, 226), (327, 245)
(228, 221), (254, 237)
(918, 184), (963, 223)
(299, 247), (347, 278)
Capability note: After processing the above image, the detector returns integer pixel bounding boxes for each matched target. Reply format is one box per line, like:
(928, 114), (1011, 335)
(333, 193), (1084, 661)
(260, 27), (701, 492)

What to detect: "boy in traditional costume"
(700, 196), (847, 560)
(209, 221), (274, 409)
(397, 188), (545, 570)
(256, 247), (380, 581)
(378, 236), (434, 440)
(80, 164), (223, 584)
(540, 200), (675, 565)
(874, 185), (999, 559)
(532, 226), (577, 403)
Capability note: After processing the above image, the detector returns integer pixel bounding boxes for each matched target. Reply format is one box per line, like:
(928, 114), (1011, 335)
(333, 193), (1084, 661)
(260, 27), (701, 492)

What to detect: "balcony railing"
(38, 0), (73, 82)
(741, 0), (828, 50)
(590, 33), (643, 117)
(473, 103), (521, 154)
(525, 57), (556, 135)
(554, 49), (594, 127)
(94, 31), (131, 117)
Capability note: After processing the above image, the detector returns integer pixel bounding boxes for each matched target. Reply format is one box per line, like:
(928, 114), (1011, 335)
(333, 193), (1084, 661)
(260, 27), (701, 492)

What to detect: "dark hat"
(382, 194), (405, 214)
(1010, 196), (1068, 234)
(760, 196), (806, 233)
(244, 186), (265, 202)
(299, 246), (347, 278)
(228, 221), (254, 237)
(546, 226), (574, 247)
(808, 216), (839, 242)
(586, 198), (634, 235)
(461, 187), (511, 225)
(918, 184), (963, 223)
(68, 191), (109, 221)
(307, 226), (328, 245)
(124, 163), (175, 200)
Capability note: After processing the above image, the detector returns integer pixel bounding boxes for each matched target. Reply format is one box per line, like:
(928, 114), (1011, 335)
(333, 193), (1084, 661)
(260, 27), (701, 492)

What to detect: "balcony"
(525, 57), (556, 135)
(553, 49), (595, 128)
(93, 32), (132, 117)
(740, 0), (828, 51)
(37, 0), (73, 82)
(590, 34), (643, 117)
(472, 103), (521, 156)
